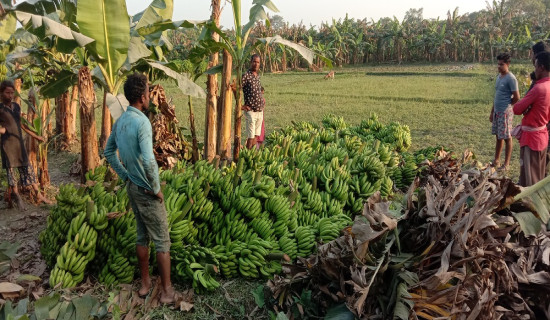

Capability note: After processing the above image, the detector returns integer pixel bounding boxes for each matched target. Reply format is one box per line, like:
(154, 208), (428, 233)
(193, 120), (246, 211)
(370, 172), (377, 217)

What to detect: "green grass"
(151, 62), (529, 179)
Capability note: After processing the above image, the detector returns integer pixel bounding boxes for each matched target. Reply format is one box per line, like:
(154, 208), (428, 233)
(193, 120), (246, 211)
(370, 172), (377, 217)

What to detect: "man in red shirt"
(513, 51), (550, 186)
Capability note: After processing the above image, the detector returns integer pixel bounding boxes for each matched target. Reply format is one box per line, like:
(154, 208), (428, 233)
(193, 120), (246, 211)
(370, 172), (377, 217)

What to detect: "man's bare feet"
(159, 286), (176, 304)
(138, 278), (152, 297)
(38, 194), (53, 205)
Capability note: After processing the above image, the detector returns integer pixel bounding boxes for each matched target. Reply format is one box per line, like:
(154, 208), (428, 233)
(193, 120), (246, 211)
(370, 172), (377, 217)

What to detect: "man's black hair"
(0, 80), (15, 93)
(124, 73), (148, 105)
(535, 51), (550, 71)
(496, 52), (511, 64)
(532, 41), (550, 55)
(251, 54), (261, 61)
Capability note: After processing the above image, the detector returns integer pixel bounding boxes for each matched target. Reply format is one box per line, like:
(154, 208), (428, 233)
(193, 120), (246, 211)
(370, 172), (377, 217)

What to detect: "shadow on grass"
(365, 72), (480, 77)
(276, 91), (487, 105)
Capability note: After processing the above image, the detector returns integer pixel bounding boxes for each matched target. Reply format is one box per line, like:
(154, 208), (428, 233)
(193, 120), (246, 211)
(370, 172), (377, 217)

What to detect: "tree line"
(168, 0), (550, 71)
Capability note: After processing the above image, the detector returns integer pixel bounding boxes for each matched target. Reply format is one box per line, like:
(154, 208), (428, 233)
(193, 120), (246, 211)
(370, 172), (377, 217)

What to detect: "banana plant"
(20, 69), (57, 186)
(194, 0), (329, 160)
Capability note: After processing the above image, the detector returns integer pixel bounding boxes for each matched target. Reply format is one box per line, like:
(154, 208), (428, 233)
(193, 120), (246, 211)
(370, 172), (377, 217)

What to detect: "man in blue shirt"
(104, 73), (174, 304)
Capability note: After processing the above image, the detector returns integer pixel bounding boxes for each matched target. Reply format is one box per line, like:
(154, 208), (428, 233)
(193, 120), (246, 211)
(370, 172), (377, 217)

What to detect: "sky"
(128, 0), (488, 28)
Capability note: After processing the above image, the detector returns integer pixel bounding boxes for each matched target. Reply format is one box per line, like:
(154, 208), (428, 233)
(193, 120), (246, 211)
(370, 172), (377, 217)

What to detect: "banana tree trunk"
(25, 101), (38, 181)
(188, 96), (199, 162)
(55, 91), (71, 149)
(217, 50), (233, 160)
(78, 66), (100, 183)
(204, 0), (221, 162)
(233, 64), (244, 161)
(67, 85), (78, 144)
(14, 78), (21, 105)
(99, 89), (111, 149)
(55, 91), (67, 137)
(38, 99), (50, 186)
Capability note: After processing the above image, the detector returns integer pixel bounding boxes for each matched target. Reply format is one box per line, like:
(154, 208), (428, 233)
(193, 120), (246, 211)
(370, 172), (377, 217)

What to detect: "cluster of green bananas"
(41, 185), (90, 267)
(234, 196), (262, 219)
(85, 165), (108, 182)
(172, 245), (220, 292)
(295, 226), (317, 257)
(278, 234), (298, 260)
(169, 219), (198, 249)
(250, 213), (275, 240)
(350, 175), (381, 199)
(325, 176), (350, 202)
(317, 218), (341, 243)
(214, 239), (279, 279)
(188, 263), (220, 294)
(322, 114), (348, 130)
(265, 195), (292, 237)
(213, 209), (255, 245)
(87, 202), (109, 230)
(98, 252), (134, 285)
(49, 209), (100, 288)
(390, 157), (417, 190)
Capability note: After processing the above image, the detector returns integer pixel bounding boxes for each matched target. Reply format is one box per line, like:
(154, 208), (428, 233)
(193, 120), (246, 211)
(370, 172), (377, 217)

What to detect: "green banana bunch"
(295, 226), (316, 257)
(317, 218), (341, 243)
(98, 252), (134, 286)
(278, 234), (298, 260)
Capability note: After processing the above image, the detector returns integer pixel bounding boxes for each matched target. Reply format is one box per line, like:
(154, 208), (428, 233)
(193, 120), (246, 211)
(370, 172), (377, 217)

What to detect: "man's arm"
(490, 105), (494, 122)
(511, 91), (520, 105)
(20, 124), (45, 142)
(138, 120), (162, 198)
(513, 86), (537, 115)
(104, 127), (129, 182)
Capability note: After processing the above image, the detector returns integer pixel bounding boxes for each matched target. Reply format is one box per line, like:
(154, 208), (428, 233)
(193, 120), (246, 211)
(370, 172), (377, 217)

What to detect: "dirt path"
(0, 150), (79, 284)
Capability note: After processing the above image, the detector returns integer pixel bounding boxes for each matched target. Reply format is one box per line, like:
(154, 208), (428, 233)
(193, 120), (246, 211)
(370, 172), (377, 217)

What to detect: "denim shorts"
(126, 181), (170, 252)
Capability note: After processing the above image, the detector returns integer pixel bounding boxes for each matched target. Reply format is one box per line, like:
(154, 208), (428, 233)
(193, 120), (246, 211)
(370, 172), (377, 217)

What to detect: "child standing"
(490, 53), (520, 171)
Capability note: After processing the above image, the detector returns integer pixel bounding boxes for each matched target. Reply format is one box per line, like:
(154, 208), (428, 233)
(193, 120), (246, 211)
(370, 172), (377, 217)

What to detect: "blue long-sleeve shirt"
(104, 106), (161, 194)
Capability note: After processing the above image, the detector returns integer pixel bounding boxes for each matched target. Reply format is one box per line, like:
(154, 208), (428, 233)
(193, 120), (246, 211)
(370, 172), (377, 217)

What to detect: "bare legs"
(156, 252), (175, 304)
(494, 138), (512, 169)
(246, 136), (260, 149)
(137, 245), (151, 296)
(136, 245), (175, 304)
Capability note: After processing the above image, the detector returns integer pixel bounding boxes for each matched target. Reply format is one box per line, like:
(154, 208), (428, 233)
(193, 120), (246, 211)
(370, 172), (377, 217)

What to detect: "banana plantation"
(0, 0), (549, 319)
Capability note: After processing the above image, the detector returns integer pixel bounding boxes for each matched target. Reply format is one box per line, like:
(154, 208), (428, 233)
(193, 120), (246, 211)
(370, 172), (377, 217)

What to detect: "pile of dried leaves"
(149, 84), (192, 168)
(268, 152), (550, 319)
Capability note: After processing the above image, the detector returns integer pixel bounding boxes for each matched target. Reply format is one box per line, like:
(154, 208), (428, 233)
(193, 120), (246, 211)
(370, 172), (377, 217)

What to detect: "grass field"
(151, 62), (532, 179)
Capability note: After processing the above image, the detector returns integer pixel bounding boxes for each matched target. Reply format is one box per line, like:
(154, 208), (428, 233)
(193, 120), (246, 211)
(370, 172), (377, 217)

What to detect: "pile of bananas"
(43, 113), (439, 292)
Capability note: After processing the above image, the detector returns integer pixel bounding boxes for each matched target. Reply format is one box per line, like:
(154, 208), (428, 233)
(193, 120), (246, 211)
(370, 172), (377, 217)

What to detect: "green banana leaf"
(258, 35), (332, 67)
(14, 0), (59, 16)
(514, 175), (550, 224)
(15, 11), (94, 52)
(128, 36), (152, 64)
(133, 0), (173, 34)
(0, 13), (17, 41)
(147, 61), (206, 99)
(39, 69), (77, 98)
(77, 0), (130, 90)
(136, 19), (206, 38)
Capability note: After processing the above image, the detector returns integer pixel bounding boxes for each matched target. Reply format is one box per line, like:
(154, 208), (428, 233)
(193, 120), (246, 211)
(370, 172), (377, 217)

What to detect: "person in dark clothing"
(0, 80), (50, 209)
